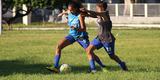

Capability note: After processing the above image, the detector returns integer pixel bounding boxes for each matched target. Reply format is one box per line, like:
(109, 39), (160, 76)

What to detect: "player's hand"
(71, 26), (76, 30)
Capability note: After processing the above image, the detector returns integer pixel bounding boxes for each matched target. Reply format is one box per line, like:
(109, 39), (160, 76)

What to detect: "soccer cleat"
(90, 70), (97, 74)
(46, 66), (59, 73)
(87, 69), (97, 74)
(119, 62), (128, 71)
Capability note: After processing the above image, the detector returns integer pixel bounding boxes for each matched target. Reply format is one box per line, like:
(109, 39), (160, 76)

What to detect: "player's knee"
(55, 52), (60, 55)
(86, 47), (92, 54)
(56, 44), (62, 50)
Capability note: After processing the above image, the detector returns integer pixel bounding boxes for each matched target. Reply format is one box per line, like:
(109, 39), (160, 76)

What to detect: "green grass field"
(0, 29), (160, 80)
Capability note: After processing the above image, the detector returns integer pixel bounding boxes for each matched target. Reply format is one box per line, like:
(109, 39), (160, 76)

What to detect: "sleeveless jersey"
(67, 12), (87, 40)
(96, 11), (115, 42)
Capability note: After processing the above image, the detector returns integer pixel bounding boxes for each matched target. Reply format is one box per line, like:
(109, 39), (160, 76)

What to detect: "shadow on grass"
(0, 59), (50, 76)
(1, 59), (159, 76)
(0, 59), (118, 76)
(71, 65), (121, 74)
(0, 59), (121, 76)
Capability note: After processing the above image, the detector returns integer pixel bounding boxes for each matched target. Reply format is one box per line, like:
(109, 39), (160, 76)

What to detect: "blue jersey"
(67, 12), (87, 40)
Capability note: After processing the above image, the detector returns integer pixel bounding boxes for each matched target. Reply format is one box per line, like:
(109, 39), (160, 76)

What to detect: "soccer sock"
(95, 58), (106, 67)
(118, 61), (125, 68)
(89, 59), (96, 70)
(54, 54), (60, 68)
(118, 61), (123, 65)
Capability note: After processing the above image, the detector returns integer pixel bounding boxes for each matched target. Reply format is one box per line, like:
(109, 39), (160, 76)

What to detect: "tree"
(2, 0), (63, 30)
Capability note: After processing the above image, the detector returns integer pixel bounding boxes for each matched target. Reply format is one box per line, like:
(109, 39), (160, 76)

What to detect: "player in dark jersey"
(81, 1), (128, 72)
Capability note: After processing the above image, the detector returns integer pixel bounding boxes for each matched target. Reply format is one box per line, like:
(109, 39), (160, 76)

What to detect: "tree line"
(2, 0), (71, 29)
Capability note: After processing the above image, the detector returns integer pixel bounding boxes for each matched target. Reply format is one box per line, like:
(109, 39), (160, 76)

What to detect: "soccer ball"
(59, 64), (71, 73)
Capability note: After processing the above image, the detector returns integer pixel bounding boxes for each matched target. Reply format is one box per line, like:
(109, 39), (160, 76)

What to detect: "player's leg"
(76, 37), (96, 72)
(54, 35), (75, 68)
(89, 37), (106, 68)
(78, 37), (105, 72)
(110, 54), (128, 71)
(46, 35), (75, 73)
(103, 40), (128, 71)
(93, 53), (106, 67)
(86, 44), (108, 73)
(86, 44), (97, 72)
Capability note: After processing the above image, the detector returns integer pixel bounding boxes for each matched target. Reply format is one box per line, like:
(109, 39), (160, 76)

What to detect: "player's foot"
(119, 62), (128, 71)
(46, 66), (59, 73)
(87, 69), (97, 74)
(90, 70), (97, 74)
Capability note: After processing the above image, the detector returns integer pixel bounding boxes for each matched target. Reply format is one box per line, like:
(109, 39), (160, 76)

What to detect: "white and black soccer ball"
(60, 64), (71, 73)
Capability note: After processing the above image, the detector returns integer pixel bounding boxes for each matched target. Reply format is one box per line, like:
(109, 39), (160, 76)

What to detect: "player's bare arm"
(78, 13), (86, 32)
(58, 10), (69, 17)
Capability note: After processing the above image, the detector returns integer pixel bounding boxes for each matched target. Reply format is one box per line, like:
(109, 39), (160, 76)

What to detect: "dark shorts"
(65, 35), (89, 49)
(90, 37), (115, 55)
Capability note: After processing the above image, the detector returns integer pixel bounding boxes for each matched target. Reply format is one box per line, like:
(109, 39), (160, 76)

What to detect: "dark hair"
(68, 1), (79, 9)
(96, 1), (108, 10)
(68, 1), (81, 13)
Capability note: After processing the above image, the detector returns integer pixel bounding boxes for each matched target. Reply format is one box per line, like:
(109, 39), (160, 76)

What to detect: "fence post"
(115, 4), (119, 17)
(130, 4), (133, 17)
(22, 4), (31, 25)
(0, 0), (2, 35)
(87, 3), (91, 10)
(144, 4), (148, 17)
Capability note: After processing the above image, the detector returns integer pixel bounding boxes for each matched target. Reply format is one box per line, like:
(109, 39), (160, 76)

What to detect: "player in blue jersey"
(80, 1), (128, 72)
(46, 2), (105, 73)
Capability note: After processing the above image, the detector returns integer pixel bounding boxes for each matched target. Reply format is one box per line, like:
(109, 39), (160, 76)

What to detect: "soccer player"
(80, 1), (128, 72)
(46, 2), (105, 73)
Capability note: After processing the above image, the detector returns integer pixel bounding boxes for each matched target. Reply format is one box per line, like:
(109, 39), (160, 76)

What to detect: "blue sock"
(89, 59), (96, 70)
(119, 61), (124, 66)
(118, 61), (123, 65)
(54, 54), (60, 68)
(95, 59), (106, 67)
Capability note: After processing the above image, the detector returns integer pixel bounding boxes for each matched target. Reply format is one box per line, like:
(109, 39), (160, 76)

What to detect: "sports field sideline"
(0, 29), (160, 80)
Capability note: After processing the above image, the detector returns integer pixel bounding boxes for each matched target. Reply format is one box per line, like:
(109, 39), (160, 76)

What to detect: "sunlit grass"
(0, 29), (160, 80)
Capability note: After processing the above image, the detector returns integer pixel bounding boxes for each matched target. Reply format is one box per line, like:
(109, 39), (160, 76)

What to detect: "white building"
(82, 0), (160, 3)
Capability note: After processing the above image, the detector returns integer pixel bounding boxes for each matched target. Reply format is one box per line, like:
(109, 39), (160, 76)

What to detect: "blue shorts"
(90, 37), (115, 55)
(65, 35), (89, 49)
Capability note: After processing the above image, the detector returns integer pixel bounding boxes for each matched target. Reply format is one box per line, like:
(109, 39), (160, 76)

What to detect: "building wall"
(111, 0), (124, 3)
(110, 0), (159, 3)
(145, 0), (156, 3)
(135, 0), (156, 3)
(83, 0), (99, 3)
(82, 0), (160, 3)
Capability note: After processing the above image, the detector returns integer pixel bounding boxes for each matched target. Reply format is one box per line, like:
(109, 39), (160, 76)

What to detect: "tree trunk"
(4, 6), (32, 30)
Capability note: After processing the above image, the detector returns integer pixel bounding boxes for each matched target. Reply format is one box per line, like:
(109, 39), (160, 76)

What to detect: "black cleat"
(46, 66), (59, 73)
(119, 62), (128, 71)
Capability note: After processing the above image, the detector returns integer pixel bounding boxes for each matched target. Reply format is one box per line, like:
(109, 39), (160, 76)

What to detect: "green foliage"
(2, 0), (73, 12)
(3, 0), (56, 10)
(2, 0), (61, 25)
(2, 0), (74, 26)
